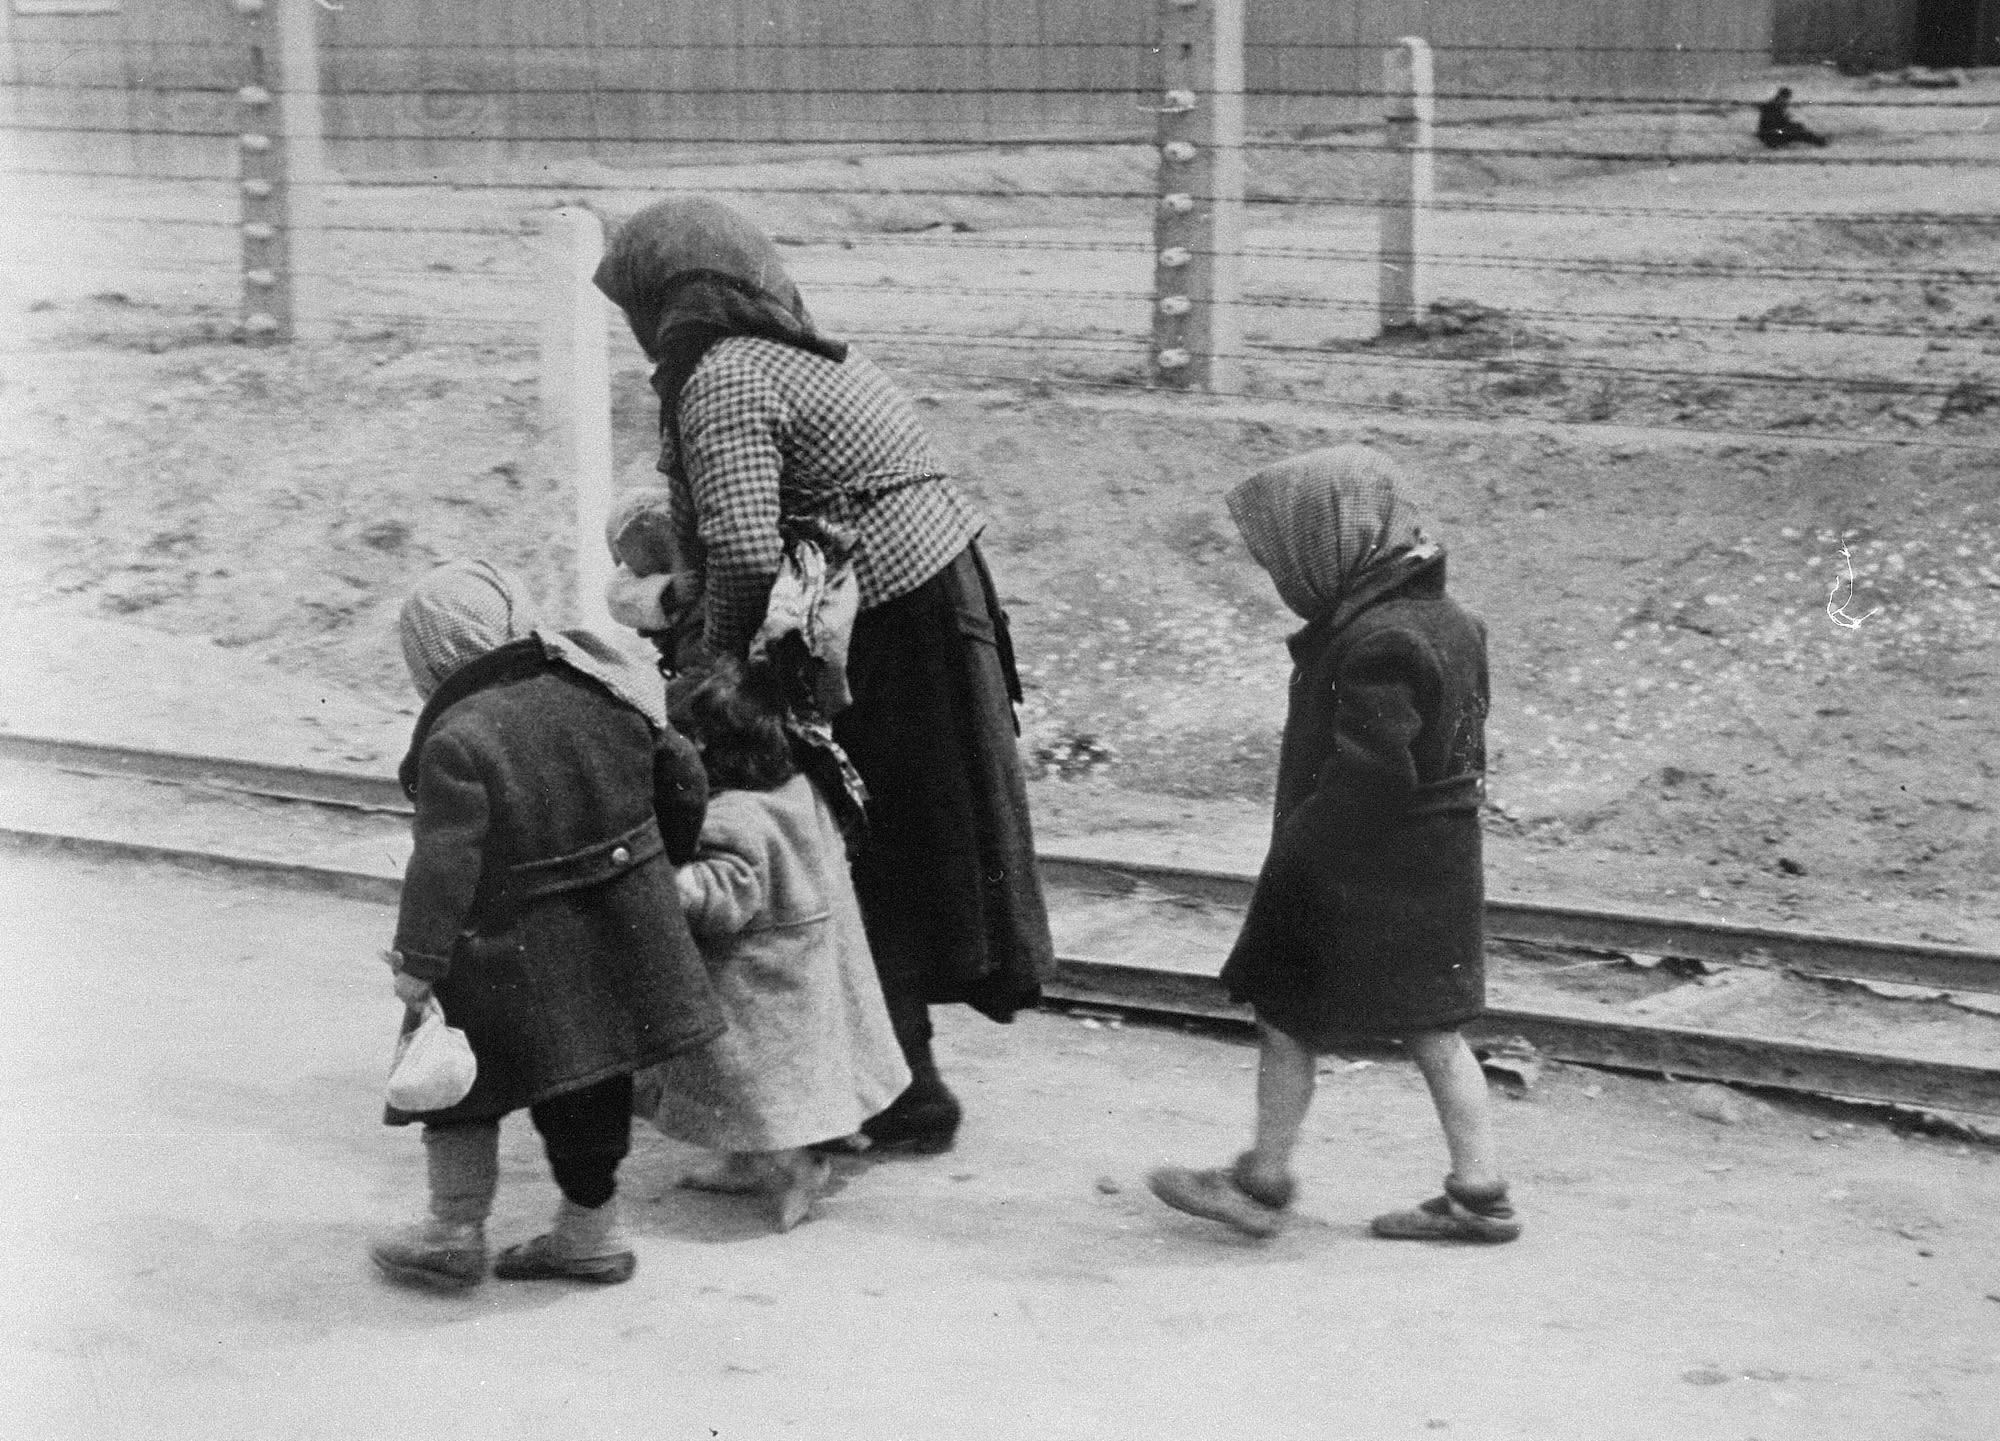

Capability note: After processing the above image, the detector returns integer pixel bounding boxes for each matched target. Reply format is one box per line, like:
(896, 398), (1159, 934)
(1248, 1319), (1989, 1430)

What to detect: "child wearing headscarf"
(369, 560), (725, 1291)
(636, 657), (909, 1231)
(1147, 447), (1522, 1244)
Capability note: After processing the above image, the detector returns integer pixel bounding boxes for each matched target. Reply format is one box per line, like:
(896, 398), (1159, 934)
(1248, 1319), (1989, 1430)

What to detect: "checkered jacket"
(662, 337), (985, 655)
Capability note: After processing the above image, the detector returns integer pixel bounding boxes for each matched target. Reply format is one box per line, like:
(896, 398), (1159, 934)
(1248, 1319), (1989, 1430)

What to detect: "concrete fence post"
(232, 0), (324, 343)
(275, 0), (328, 342)
(541, 207), (616, 633)
(1151, 0), (1245, 392)
(233, 0), (288, 343)
(1379, 36), (1435, 333)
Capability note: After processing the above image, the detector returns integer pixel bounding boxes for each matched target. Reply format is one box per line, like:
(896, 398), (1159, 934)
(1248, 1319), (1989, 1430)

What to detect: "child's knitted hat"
(398, 559), (537, 699)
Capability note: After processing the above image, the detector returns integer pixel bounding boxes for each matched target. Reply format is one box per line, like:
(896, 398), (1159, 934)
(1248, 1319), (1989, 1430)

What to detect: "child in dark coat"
(1148, 447), (1521, 1243)
(369, 560), (726, 1291)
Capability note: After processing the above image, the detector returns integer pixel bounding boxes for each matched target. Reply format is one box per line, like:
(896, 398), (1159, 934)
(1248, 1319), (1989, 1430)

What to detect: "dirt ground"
(3, 72), (1998, 949)
(3, 69), (2000, 1440)
(2, 847), (1996, 1441)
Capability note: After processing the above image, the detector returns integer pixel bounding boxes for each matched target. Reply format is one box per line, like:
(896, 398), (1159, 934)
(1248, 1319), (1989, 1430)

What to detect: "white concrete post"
(274, 0), (328, 342)
(541, 207), (616, 633)
(232, 0), (287, 342)
(1379, 36), (1434, 333)
(232, 0), (324, 343)
(1151, 0), (1245, 392)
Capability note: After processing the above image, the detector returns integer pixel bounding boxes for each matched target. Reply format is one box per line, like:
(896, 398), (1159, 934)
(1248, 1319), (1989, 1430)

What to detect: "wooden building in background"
(5, 0), (1779, 177)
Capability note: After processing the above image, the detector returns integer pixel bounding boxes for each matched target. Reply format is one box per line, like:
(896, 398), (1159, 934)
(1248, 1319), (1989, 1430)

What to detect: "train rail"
(5, 729), (1999, 1119)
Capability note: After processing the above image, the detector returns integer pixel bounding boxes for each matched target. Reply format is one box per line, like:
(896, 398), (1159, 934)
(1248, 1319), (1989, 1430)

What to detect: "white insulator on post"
(243, 313), (280, 335)
(244, 269), (277, 288)
(241, 178), (274, 197)
(1158, 295), (1193, 316)
(1158, 247), (1192, 268)
(1161, 193), (1196, 214)
(240, 133), (272, 153)
(237, 86), (272, 107)
(1161, 141), (1197, 163)
(242, 221), (276, 240)
(1157, 348), (1192, 370)
(1162, 89), (1197, 113)
(232, 0), (267, 13)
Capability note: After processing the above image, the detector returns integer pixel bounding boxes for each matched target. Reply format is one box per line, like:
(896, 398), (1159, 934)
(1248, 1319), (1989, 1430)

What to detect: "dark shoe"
(1372, 1176), (1522, 1243)
(1147, 1153), (1295, 1239)
(492, 1232), (636, 1284)
(860, 1075), (962, 1154)
(369, 1222), (487, 1291)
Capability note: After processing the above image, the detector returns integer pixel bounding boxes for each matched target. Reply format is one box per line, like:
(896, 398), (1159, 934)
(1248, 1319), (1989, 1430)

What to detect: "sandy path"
(2, 849), (1996, 1441)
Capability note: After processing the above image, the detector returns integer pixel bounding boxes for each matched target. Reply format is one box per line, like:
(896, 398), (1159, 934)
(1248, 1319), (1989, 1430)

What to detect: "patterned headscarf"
(398, 560), (537, 699)
(1225, 446), (1434, 623)
(592, 197), (847, 447)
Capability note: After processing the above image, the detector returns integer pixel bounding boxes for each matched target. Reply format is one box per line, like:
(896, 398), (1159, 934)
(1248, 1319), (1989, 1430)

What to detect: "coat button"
(611, 846), (631, 866)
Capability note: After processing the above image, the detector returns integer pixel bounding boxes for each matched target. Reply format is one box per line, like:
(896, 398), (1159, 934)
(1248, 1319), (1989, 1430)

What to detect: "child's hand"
(607, 564), (676, 633)
(393, 971), (433, 1010)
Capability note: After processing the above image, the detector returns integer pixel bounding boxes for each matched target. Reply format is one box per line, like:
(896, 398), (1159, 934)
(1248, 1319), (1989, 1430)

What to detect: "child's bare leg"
(1146, 1019), (1309, 1237)
(1244, 1021), (1317, 1192)
(1403, 1027), (1500, 1189)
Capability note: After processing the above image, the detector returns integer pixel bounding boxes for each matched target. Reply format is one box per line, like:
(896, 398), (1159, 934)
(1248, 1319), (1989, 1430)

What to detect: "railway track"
(5, 729), (1999, 1119)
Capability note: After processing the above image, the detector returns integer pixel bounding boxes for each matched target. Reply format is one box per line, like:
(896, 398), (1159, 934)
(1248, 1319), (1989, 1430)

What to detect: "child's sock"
(424, 1120), (500, 1230)
(492, 1197), (636, 1284)
(368, 1123), (497, 1290)
(550, 1196), (627, 1260)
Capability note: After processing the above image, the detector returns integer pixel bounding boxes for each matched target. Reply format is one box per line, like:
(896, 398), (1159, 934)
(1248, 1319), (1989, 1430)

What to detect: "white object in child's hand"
(386, 997), (478, 1112)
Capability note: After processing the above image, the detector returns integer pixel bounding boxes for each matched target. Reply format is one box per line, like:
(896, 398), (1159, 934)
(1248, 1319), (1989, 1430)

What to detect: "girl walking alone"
(1148, 448), (1522, 1244)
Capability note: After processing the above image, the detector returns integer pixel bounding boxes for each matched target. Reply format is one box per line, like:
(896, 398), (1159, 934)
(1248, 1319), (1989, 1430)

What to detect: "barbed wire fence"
(5, 0), (1999, 479)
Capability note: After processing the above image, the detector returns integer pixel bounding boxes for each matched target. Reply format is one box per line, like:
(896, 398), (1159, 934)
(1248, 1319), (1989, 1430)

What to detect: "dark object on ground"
(1757, 88), (1830, 149)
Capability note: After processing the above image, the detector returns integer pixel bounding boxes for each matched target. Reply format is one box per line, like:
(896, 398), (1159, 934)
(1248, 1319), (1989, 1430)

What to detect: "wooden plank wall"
(3, 0), (1782, 175)
(2, 0), (241, 177)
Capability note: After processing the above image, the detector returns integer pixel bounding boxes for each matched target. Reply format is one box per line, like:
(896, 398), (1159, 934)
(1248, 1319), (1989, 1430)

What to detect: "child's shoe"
(1371, 1176), (1522, 1243)
(368, 1220), (488, 1291)
(769, 1151), (835, 1233)
(1146, 1152), (1296, 1239)
(493, 1198), (637, 1284)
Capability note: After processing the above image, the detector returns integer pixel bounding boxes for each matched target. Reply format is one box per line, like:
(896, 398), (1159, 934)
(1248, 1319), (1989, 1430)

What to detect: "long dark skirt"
(832, 543), (1053, 1024)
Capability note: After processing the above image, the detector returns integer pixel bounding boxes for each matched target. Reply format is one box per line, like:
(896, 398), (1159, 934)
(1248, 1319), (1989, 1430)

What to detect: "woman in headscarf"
(370, 561), (725, 1290)
(594, 197), (1053, 1154)
(1146, 447), (1523, 1244)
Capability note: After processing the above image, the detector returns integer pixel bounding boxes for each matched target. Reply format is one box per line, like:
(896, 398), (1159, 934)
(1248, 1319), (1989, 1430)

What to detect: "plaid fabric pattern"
(663, 337), (984, 655)
(1225, 446), (1432, 622)
(399, 560), (537, 699)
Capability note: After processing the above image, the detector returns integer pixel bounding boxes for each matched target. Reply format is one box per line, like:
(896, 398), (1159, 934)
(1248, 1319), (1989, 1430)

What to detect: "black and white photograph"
(2, 2), (1997, 1437)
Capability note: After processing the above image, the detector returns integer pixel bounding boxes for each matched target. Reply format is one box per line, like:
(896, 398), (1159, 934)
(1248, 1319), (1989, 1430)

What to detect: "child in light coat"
(637, 658), (910, 1230)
